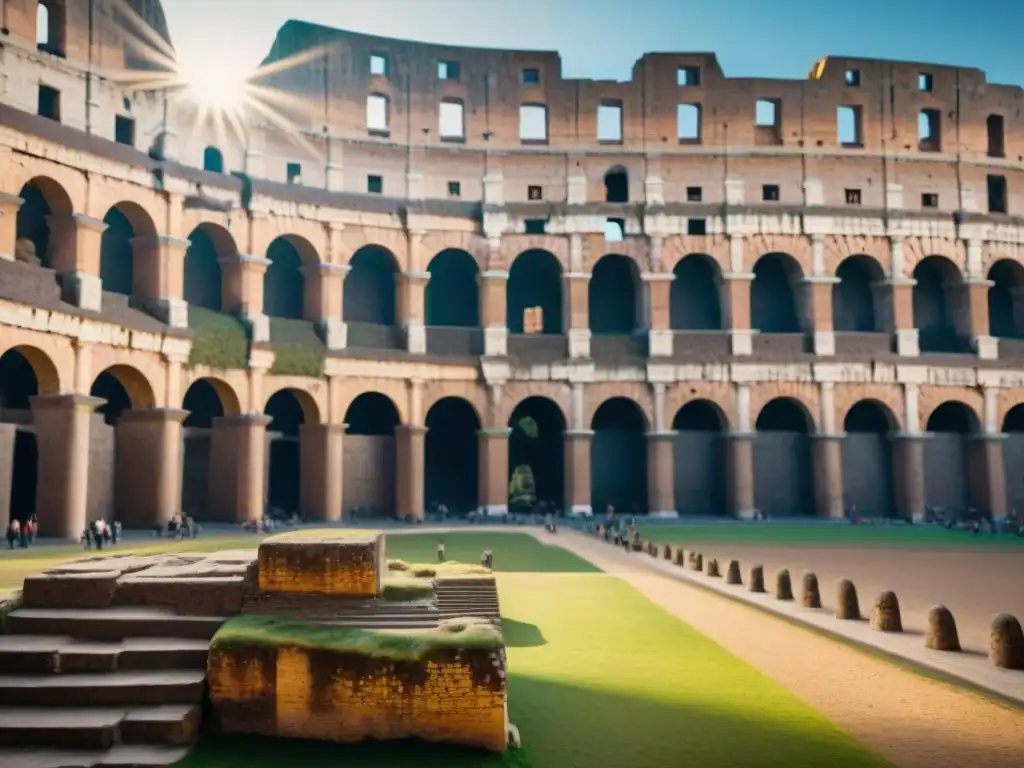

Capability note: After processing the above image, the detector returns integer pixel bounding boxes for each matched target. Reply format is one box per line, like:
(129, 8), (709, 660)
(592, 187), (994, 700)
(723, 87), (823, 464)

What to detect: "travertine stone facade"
(3, 2), (1024, 536)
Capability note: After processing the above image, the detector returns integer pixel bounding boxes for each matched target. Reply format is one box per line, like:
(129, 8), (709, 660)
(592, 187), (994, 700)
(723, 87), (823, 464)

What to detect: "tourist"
(5, 519), (19, 549)
(437, 537), (446, 563)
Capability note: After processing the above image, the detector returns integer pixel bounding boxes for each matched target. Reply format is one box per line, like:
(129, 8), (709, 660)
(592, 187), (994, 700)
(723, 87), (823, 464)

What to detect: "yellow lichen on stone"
(257, 529), (385, 597)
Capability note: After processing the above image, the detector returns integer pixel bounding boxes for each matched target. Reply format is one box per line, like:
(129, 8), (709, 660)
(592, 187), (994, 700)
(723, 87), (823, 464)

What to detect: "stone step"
(0, 704), (200, 750)
(5, 607), (225, 642)
(0, 743), (191, 767)
(0, 670), (206, 708)
(0, 636), (209, 675)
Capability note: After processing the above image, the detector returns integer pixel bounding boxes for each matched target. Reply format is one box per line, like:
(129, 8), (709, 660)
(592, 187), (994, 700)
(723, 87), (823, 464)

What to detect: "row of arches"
(14, 176), (1024, 342)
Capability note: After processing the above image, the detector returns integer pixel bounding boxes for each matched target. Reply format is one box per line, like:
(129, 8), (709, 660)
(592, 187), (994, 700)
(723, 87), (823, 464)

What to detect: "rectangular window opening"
(37, 84), (60, 122)
(605, 218), (625, 242)
(447, 181), (461, 198)
(366, 94), (389, 134)
(370, 53), (388, 77)
(762, 184), (780, 202)
(438, 60), (461, 81)
(922, 193), (939, 209)
(367, 174), (383, 195)
(114, 115), (135, 147)
(527, 185), (543, 201)
(918, 109), (941, 152)
(686, 186), (703, 202)
(844, 188), (862, 205)
(439, 100), (465, 141)
(837, 105), (863, 147)
(597, 100), (623, 143)
(845, 69), (861, 87)
(522, 68), (540, 86)
(677, 66), (701, 86)
(524, 219), (547, 235)
(286, 163), (302, 185)
(918, 72), (933, 92)
(519, 104), (548, 143)
(754, 99), (782, 145)
(687, 218), (707, 236)
(988, 174), (1008, 214)
(36, 1), (66, 57)
(987, 114), (1005, 158)
(677, 103), (701, 143)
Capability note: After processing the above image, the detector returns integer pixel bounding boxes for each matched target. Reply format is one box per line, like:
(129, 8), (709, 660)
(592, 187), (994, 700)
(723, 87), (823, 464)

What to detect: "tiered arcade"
(2, 1), (1024, 537)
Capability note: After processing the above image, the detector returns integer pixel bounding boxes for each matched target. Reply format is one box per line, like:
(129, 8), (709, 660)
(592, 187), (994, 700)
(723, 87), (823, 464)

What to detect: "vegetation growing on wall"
(188, 306), (249, 370)
(268, 317), (325, 378)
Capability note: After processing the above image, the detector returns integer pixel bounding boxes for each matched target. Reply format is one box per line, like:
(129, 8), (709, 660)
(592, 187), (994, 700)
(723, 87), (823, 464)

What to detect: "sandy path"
(550, 531), (1024, 768)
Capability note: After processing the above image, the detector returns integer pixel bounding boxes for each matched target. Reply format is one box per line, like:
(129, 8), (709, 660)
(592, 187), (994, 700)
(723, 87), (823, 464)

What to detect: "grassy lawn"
(637, 522), (1024, 548)
(3, 532), (889, 768)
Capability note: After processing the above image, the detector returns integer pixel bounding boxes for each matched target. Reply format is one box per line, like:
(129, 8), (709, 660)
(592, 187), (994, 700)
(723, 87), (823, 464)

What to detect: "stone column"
(565, 272), (591, 359)
(722, 273), (754, 356)
(646, 431), (677, 517)
(891, 435), (927, 521)
(0, 192), (22, 261)
(643, 272), (675, 357)
(218, 253), (272, 342)
(299, 423), (344, 521)
(478, 428), (510, 516)
(803, 279), (839, 356)
(397, 271), (429, 354)
(479, 269), (509, 357)
(726, 434), (756, 519)
(209, 415), (270, 523)
(30, 394), (104, 538)
(129, 234), (190, 328)
(396, 425), (426, 519)
(45, 212), (106, 312)
(967, 436), (1007, 520)
(114, 408), (188, 528)
(302, 262), (349, 351)
(811, 436), (845, 518)
(964, 279), (996, 359)
(564, 430), (593, 516)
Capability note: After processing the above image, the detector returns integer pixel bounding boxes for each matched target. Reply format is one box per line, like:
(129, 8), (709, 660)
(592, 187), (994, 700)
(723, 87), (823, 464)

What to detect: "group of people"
(81, 519), (121, 549)
(5, 515), (37, 549)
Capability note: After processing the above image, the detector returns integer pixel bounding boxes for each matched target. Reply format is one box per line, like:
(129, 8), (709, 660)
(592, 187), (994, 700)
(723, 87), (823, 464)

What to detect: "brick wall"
(256, 532), (384, 597)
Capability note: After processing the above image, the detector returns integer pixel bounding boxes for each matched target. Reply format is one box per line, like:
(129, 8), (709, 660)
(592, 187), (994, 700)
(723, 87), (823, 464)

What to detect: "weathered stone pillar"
(811, 436), (845, 518)
(726, 434), (756, 519)
(218, 253), (271, 342)
(45, 213), (106, 312)
(967, 435), (1007, 520)
(964, 279), (996, 359)
(303, 263), (349, 351)
(803, 280), (839, 357)
(30, 394), (104, 538)
(0, 192), (22, 261)
(564, 429), (592, 516)
(396, 425), (426, 519)
(114, 408), (188, 528)
(646, 431), (677, 517)
(129, 235), (190, 328)
(643, 273), (674, 357)
(477, 428), (510, 516)
(397, 271), (428, 354)
(0, 423), (16, 531)
(723, 273), (753, 356)
(209, 415), (270, 523)
(299, 423), (344, 521)
(891, 435), (927, 521)
(479, 268), (509, 357)
(565, 272), (590, 359)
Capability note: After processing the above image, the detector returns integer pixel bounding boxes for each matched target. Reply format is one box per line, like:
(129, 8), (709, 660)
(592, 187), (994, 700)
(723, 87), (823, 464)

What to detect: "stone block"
(989, 613), (1024, 670)
(925, 605), (961, 652)
(802, 572), (821, 609)
(870, 590), (902, 632)
(257, 530), (385, 598)
(835, 578), (860, 620)
(775, 569), (793, 601)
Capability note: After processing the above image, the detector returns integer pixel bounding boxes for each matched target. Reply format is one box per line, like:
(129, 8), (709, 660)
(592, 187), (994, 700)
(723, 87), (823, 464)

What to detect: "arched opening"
(508, 397), (565, 513)
(754, 397), (814, 516)
(99, 206), (138, 296)
(913, 256), (966, 352)
(589, 254), (639, 335)
(183, 225), (226, 311)
(507, 249), (563, 334)
(751, 253), (804, 333)
(0, 349), (40, 529)
(343, 392), (401, 517)
(263, 236), (306, 319)
(264, 390), (305, 517)
(842, 401), (896, 518)
(833, 255), (883, 332)
(344, 245), (398, 326)
(987, 259), (1024, 339)
(180, 379), (227, 521)
(15, 178), (71, 268)
(203, 146), (224, 173)
(591, 397), (647, 515)
(1002, 405), (1024, 515)
(424, 398), (480, 515)
(672, 399), (727, 515)
(425, 249), (479, 327)
(604, 166), (628, 203)
(924, 402), (979, 515)
(670, 255), (722, 330)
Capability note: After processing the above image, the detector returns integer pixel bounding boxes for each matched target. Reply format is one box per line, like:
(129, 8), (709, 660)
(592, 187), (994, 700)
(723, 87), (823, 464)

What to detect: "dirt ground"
(554, 531), (1024, 768)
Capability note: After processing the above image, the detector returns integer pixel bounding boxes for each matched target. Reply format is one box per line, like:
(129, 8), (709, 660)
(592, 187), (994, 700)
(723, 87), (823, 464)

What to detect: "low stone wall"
(256, 530), (384, 597)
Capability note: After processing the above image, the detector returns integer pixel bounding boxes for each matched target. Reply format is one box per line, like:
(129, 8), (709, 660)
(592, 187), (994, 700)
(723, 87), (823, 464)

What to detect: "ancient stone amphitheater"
(1, 0), (1024, 540)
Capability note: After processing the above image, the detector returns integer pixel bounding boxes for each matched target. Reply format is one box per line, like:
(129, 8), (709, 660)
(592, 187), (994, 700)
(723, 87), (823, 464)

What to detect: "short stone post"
(802, 572), (821, 608)
(725, 560), (741, 585)
(989, 613), (1024, 670)
(748, 565), (765, 594)
(925, 605), (961, 652)
(835, 578), (860, 620)
(705, 558), (720, 577)
(870, 590), (902, 632)
(662, 544), (673, 560)
(775, 569), (793, 601)
(673, 548), (686, 566)
(690, 552), (703, 571)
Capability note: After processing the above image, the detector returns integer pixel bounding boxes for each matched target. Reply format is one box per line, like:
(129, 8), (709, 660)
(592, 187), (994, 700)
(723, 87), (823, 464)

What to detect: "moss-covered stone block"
(187, 306), (249, 370)
(257, 529), (385, 597)
(268, 317), (326, 377)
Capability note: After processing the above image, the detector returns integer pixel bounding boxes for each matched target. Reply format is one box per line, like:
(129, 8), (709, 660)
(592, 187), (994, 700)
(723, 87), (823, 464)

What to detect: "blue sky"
(161, 0), (1023, 85)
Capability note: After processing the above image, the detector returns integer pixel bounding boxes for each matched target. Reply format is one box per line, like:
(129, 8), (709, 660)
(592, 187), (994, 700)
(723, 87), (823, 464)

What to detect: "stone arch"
(263, 389), (310, 517)
(264, 235), (313, 320)
(833, 255), (885, 332)
(589, 254), (640, 335)
(507, 249), (563, 334)
(184, 223), (235, 311)
(180, 378), (237, 521)
(263, 386), (320, 426)
(425, 249), (480, 327)
(100, 201), (157, 297)
(901, 236), (965, 277)
(913, 255), (967, 352)
(842, 400), (897, 518)
(425, 397), (480, 514)
(0, 344), (60, 397)
(90, 364), (156, 421)
(750, 253), (804, 333)
(591, 397), (648, 515)
(1001, 403), (1024, 513)
(670, 254), (723, 330)
(343, 392), (402, 516)
(754, 397), (814, 516)
(203, 146), (225, 174)
(923, 400), (981, 516)
(508, 396), (566, 512)
(15, 176), (74, 268)
(345, 245), (399, 326)
(987, 258), (1024, 339)
(0, 347), (45, 527)
(604, 165), (628, 203)
(823, 236), (890, 278)
(672, 399), (728, 515)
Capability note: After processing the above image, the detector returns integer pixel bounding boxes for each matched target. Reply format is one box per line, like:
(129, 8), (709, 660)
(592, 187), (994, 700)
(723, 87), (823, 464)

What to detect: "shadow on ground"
(502, 618), (546, 648)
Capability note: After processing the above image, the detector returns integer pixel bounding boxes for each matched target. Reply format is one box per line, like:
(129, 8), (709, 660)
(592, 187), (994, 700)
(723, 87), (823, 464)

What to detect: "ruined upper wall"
(256, 20), (1024, 160)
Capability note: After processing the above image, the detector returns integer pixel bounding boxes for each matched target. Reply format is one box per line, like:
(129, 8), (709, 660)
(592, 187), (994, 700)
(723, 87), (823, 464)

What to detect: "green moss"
(268, 317), (325, 377)
(410, 562), (492, 579)
(211, 613), (503, 659)
(381, 576), (435, 601)
(188, 306), (249, 370)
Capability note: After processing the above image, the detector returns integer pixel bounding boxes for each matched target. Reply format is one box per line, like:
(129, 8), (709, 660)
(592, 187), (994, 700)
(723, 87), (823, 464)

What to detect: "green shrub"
(187, 306), (249, 370)
(268, 317), (325, 377)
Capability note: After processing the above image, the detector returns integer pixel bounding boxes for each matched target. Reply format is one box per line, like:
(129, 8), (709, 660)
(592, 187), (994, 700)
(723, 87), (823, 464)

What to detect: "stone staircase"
(435, 578), (502, 625)
(0, 604), (225, 767)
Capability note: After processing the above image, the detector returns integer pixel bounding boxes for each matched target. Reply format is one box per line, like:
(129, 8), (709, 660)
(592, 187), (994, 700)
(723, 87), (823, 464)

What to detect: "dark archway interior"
(754, 398), (813, 516)
(345, 393), (400, 435)
(833, 256), (881, 332)
(425, 249), (479, 327)
(181, 380), (225, 521)
(203, 146), (224, 173)
(508, 397), (565, 511)
(924, 401), (977, 515)
(100, 207), (136, 296)
(756, 399), (811, 432)
(987, 259), (1024, 338)
(265, 390), (305, 515)
(264, 238), (305, 320)
(673, 399), (726, 515)
(182, 380), (224, 429)
(0, 350), (40, 524)
(604, 167), (628, 203)
(1003, 405), (1024, 512)
(751, 253), (802, 333)
(913, 256), (962, 351)
(183, 228), (223, 311)
(926, 402), (977, 434)
(0, 350), (38, 411)
(90, 371), (132, 426)
(1003, 405), (1024, 433)
(343, 392), (400, 516)
(589, 255), (638, 335)
(424, 398), (479, 514)
(507, 250), (563, 334)
(345, 246), (397, 325)
(842, 400), (896, 518)
(15, 183), (52, 267)
(591, 397), (647, 515)
(670, 256), (722, 330)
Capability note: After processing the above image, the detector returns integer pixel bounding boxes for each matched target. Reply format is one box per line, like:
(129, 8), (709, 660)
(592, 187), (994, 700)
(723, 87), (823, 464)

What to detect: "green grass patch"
(187, 306), (249, 370)
(380, 576), (434, 601)
(268, 317), (325, 377)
